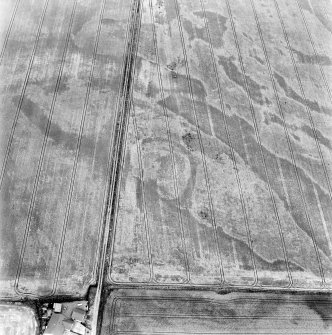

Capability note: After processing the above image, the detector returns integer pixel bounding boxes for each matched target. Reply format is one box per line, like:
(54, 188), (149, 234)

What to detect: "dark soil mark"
(11, 95), (110, 175)
(274, 71), (332, 115)
(12, 96), (78, 151)
(264, 111), (331, 149)
(38, 75), (70, 95)
(292, 48), (332, 66)
(249, 49), (265, 65)
(218, 55), (270, 105)
(161, 72), (207, 100)
(301, 124), (331, 149)
(193, 213), (306, 274)
(305, 295), (332, 323)
(182, 11), (227, 48)
(182, 18), (207, 45)
(195, 11), (227, 46)
(162, 97), (332, 261)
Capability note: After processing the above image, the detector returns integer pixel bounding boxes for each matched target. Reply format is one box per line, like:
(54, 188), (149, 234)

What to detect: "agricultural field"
(109, 0), (332, 290)
(101, 289), (332, 334)
(0, 0), (133, 298)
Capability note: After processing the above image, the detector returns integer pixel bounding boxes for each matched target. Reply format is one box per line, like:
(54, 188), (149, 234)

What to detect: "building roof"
(43, 313), (65, 335)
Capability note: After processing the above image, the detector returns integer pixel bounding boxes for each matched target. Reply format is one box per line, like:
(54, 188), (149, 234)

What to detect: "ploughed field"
(109, 0), (332, 290)
(0, 0), (332, 301)
(0, 0), (134, 298)
(100, 290), (332, 334)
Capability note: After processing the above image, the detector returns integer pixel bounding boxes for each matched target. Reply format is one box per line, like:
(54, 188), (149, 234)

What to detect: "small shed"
(53, 303), (62, 313)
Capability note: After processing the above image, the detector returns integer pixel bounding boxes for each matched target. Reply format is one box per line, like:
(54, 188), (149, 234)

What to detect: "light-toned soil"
(0, 303), (38, 335)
